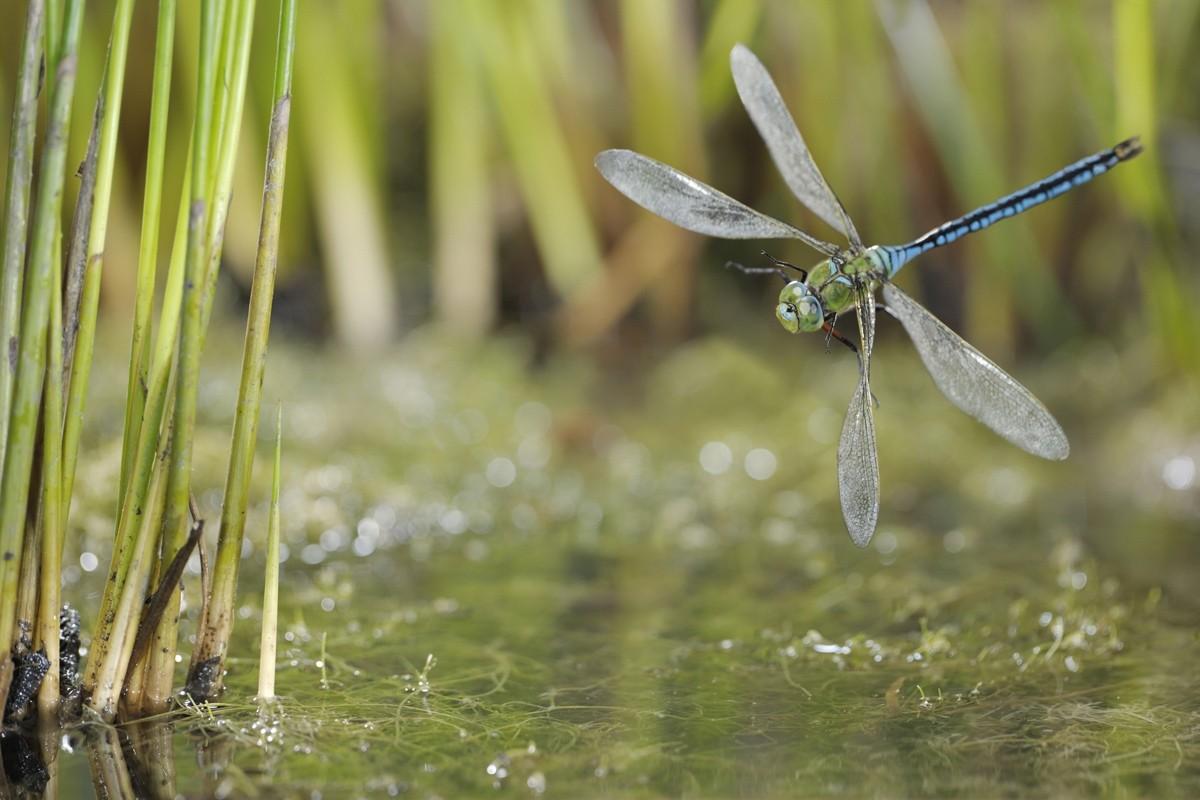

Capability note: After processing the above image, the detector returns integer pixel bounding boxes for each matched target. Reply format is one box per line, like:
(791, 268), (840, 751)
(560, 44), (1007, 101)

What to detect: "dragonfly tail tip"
(1114, 136), (1143, 161)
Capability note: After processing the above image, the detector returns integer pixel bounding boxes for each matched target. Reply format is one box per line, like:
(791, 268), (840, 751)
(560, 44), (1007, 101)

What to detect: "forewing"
(595, 149), (838, 257)
(836, 285), (879, 547)
(730, 44), (863, 250)
(881, 282), (1069, 460)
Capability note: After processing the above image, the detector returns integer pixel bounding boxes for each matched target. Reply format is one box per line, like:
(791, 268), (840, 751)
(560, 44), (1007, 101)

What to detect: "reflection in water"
(0, 719), (188, 800)
(86, 726), (135, 799)
(0, 727), (49, 795)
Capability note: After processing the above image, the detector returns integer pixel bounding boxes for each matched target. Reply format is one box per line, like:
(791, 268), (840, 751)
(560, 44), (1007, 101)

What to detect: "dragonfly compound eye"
(776, 302), (800, 333)
(776, 281), (824, 333)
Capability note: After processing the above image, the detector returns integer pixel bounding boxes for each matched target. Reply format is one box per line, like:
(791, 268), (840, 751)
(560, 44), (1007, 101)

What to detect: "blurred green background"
(1, 0), (1195, 364)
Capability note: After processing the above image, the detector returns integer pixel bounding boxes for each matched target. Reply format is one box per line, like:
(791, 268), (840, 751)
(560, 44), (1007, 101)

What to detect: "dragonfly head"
(776, 280), (824, 334)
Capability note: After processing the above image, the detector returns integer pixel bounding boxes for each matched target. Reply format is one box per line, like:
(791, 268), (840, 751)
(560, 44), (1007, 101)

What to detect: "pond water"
(21, 326), (1200, 797)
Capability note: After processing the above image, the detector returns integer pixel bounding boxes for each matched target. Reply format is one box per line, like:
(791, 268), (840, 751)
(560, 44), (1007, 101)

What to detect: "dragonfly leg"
(725, 260), (790, 282)
(822, 319), (858, 355)
(760, 250), (809, 281)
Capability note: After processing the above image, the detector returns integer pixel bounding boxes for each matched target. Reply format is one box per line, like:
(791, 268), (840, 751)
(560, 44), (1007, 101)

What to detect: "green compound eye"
(776, 281), (824, 333)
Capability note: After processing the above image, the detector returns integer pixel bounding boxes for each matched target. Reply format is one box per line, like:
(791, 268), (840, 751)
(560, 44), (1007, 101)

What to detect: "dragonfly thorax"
(775, 280), (824, 333)
(805, 247), (891, 319)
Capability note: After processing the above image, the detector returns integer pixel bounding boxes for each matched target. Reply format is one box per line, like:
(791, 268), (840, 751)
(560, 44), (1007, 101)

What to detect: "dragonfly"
(595, 44), (1142, 547)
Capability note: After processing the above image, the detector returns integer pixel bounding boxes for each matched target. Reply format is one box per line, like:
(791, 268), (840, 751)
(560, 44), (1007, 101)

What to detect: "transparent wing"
(730, 44), (863, 251)
(881, 282), (1069, 460)
(836, 285), (879, 547)
(595, 149), (839, 257)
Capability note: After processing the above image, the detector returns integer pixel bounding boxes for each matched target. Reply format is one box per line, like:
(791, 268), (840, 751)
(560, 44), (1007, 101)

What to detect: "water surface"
(37, 328), (1200, 797)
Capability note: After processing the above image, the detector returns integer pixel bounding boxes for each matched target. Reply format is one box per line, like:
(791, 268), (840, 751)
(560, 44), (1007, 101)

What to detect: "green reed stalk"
(294, 3), (396, 349)
(140, 0), (223, 708)
(620, 0), (704, 338)
(84, 0), (225, 709)
(95, 5), (254, 716)
(36, 230), (65, 719)
(44, 0), (62, 69)
(90, 439), (170, 721)
(557, 0), (705, 345)
(78, 9), (196, 704)
(81, 162), (190, 700)
(697, 0), (762, 117)
(0, 0), (45, 472)
(257, 407), (283, 701)
(118, 0), (177, 502)
(207, 0), (241, 197)
(118, 182), (192, 714)
(1113, 0), (1198, 373)
(0, 0), (84, 706)
(199, 0), (258, 337)
(189, 0), (294, 699)
(471, 0), (602, 295)
(60, 0), (135, 517)
(62, 84), (101, 399)
(13, 465), (42, 692)
(430, 0), (496, 336)
(142, 0), (261, 709)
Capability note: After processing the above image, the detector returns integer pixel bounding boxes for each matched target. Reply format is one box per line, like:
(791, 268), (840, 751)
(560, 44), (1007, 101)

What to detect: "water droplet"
(744, 448), (777, 480)
(699, 441), (733, 475)
(1163, 455), (1196, 490)
(486, 457), (516, 488)
(319, 527), (346, 552)
(439, 508), (468, 534)
(527, 771), (547, 794)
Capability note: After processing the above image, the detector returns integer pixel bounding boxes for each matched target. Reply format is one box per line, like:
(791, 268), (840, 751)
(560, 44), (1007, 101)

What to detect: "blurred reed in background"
(0, 0), (1194, 371)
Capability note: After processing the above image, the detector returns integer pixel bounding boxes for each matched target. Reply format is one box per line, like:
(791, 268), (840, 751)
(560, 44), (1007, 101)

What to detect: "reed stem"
(0, 0), (84, 709)
(143, 0), (261, 710)
(189, 0), (295, 698)
(257, 407), (283, 701)
(118, 0), (177, 502)
(0, 0), (45, 473)
(35, 233), (63, 717)
(89, 442), (169, 721)
(59, 0), (136, 522)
